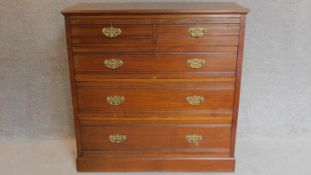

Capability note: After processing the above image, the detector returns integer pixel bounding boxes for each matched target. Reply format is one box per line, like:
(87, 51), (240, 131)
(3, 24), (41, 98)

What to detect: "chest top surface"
(61, 2), (249, 15)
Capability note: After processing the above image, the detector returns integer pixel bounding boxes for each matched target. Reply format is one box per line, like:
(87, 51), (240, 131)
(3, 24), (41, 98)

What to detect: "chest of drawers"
(62, 2), (249, 172)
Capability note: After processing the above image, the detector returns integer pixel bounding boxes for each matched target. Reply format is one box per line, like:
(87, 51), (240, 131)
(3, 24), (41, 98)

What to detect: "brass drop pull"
(185, 134), (203, 144)
(109, 134), (127, 143)
(104, 59), (123, 69)
(188, 27), (207, 38)
(106, 96), (125, 106)
(102, 26), (122, 38)
(186, 96), (205, 105)
(187, 58), (206, 69)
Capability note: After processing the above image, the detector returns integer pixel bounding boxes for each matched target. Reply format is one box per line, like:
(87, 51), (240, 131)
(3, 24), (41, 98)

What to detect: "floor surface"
(0, 136), (310, 175)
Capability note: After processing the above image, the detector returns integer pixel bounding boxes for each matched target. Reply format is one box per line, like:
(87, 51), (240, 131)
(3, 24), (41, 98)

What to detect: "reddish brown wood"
(76, 78), (236, 87)
(82, 150), (231, 158)
(77, 158), (235, 172)
(157, 17), (241, 24)
(71, 25), (153, 37)
(74, 72), (236, 80)
(61, 2), (249, 15)
(72, 46), (238, 53)
(70, 18), (153, 24)
(77, 87), (234, 111)
(230, 15), (247, 157)
(157, 25), (240, 37)
(74, 54), (237, 72)
(80, 125), (231, 150)
(62, 2), (248, 172)
(64, 17), (82, 157)
(79, 112), (233, 125)
(72, 38), (153, 46)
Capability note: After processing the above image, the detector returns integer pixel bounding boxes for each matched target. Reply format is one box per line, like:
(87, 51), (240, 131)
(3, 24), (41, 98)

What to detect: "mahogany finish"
(80, 125), (231, 150)
(62, 2), (248, 172)
(74, 54), (238, 72)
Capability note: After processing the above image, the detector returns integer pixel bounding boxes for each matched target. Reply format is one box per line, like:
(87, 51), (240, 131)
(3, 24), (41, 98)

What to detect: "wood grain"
(77, 158), (235, 172)
(62, 2), (249, 14)
(157, 25), (240, 37)
(74, 54), (237, 72)
(77, 87), (234, 111)
(62, 2), (248, 172)
(80, 125), (231, 150)
(71, 25), (153, 37)
(70, 18), (153, 24)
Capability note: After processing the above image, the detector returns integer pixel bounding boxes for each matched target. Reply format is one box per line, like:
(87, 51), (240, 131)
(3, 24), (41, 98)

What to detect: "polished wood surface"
(77, 158), (235, 172)
(77, 87), (234, 111)
(80, 125), (231, 150)
(62, 2), (249, 14)
(74, 54), (237, 72)
(62, 2), (248, 172)
(71, 25), (153, 37)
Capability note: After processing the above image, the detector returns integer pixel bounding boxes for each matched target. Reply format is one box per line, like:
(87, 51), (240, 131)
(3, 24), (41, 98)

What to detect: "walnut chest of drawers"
(62, 2), (249, 172)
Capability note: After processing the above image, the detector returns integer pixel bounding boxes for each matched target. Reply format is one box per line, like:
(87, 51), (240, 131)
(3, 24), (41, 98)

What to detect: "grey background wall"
(1, 0), (311, 140)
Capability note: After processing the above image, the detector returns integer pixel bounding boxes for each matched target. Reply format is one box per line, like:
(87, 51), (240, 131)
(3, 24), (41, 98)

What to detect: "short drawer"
(72, 38), (153, 47)
(70, 18), (153, 25)
(157, 17), (240, 25)
(71, 25), (153, 37)
(74, 54), (237, 72)
(157, 25), (240, 37)
(80, 125), (231, 152)
(77, 87), (234, 111)
(157, 36), (239, 47)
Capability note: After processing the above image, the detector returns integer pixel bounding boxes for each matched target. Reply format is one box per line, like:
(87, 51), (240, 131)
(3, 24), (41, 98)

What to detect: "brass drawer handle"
(106, 96), (125, 106)
(186, 96), (205, 105)
(109, 134), (127, 143)
(104, 58), (123, 69)
(188, 27), (207, 38)
(102, 26), (122, 38)
(187, 58), (206, 69)
(185, 134), (203, 144)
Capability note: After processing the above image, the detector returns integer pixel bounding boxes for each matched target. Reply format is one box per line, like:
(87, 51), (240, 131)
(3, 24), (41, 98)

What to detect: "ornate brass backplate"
(102, 26), (122, 38)
(106, 96), (125, 105)
(104, 58), (123, 69)
(186, 96), (205, 105)
(187, 58), (206, 69)
(188, 27), (207, 38)
(185, 134), (203, 144)
(109, 134), (127, 143)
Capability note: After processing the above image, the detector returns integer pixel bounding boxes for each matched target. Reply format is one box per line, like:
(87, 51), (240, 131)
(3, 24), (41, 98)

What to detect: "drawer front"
(72, 46), (238, 53)
(77, 87), (234, 111)
(157, 25), (240, 37)
(74, 54), (237, 72)
(157, 17), (241, 25)
(157, 36), (239, 47)
(80, 125), (231, 151)
(72, 38), (153, 47)
(71, 25), (153, 37)
(79, 112), (232, 125)
(70, 18), (153, 25)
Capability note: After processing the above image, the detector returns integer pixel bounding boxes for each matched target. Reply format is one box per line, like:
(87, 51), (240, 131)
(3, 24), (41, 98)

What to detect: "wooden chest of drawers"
(62, 2), (249, 172)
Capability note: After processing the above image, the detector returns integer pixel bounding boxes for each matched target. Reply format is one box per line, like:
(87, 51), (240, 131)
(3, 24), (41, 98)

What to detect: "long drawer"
(77, 87), (234, 111)
(80, 125), (231, 152)
(74, 54), (237, 72)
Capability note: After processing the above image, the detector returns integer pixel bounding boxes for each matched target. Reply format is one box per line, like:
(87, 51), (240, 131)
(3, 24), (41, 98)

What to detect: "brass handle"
(102, 26), (122, 38)
(185, 134), (203, 144)
(187, 58), (206, 69)
(104, 59), (123, 69)
(109, 134), (127, 143)
(188, 27), (207, 38)
(106, 96), (125, 106)
(186, 96), (205, 105)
